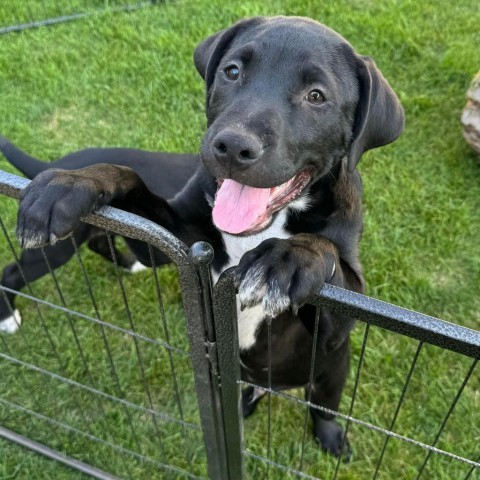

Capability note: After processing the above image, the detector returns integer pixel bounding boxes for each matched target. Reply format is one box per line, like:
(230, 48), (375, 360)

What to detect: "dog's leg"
(0, 281), (22, 333)
(306, 338), (351, 460)
(0, 224), (90, 333)
(87, 235), (146, 273)
(241, 385), (267, 417)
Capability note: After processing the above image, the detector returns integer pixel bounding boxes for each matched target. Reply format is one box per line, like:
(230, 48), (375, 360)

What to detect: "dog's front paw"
(17, 169), (101, 249)
(234, 235), (337, 318)
(314, 417), (351, 461)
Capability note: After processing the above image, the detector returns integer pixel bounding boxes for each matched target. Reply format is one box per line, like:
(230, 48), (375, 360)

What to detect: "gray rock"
(461, 71), (480, 155)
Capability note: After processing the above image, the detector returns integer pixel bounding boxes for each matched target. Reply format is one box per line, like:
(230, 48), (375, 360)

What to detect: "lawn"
(0, 1), (479, 479)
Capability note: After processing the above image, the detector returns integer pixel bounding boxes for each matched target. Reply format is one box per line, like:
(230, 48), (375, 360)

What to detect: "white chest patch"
(211, 197), (310, 351)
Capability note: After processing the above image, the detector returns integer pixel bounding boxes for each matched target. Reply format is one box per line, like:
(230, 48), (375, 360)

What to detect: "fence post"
(189, 243), (245, 480)
(177, 242), (229, 479)
(212, 269), (245, 480)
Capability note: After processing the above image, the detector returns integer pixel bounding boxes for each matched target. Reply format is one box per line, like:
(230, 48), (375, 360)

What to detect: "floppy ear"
(348, 56), (405, 172)
(193, 17), (265, 94)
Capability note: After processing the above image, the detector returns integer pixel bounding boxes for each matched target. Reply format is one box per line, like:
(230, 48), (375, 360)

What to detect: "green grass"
(0, 0), (479, 479)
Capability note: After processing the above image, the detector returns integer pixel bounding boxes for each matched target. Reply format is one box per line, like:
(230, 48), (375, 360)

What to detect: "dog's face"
(194, 17), (404, 235)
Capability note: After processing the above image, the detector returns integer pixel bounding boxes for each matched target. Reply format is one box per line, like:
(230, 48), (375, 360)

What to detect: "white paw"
(238, 264), (290, 318)
(0, 309), (22, 334)
(126, 261), (148, 274)
(238, 264), (267, 308)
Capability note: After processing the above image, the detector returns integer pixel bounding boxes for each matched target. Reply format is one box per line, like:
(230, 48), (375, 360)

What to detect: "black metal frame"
(212, 270), (479, 479)
(0, 169), (479, 479)
(0, 1), (159, 35)
(0, 171), (227, 479)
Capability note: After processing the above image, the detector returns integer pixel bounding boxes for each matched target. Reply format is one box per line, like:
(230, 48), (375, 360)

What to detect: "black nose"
(212, 129), (263, 168)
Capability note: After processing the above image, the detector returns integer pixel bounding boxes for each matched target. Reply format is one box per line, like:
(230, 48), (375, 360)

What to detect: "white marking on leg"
(0, 309), (22, 334)
(250, 386), (267, 403)
(127, 261), (148, 273)
(237, 302), (266, 351)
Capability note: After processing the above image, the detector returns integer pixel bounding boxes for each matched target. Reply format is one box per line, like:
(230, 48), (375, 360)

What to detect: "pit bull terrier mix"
(3, 16), (404, 456)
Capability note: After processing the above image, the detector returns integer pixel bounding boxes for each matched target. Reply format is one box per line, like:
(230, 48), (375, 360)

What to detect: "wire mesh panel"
(0, 0), (158, 34)
(213, 271), (480, 480)
(0, 171), (226, 479)
(1, 169), (479, 479)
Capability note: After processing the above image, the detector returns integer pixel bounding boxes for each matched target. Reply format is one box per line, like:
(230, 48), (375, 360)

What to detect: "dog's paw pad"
(0, 309), (22, 334)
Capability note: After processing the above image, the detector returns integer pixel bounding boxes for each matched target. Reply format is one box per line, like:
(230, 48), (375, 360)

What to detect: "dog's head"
(194, 16), (404, 235)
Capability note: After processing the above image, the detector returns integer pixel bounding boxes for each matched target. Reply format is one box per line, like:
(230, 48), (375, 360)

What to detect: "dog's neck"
(211, 196), (310, 351)
(210, 195), (310, 283)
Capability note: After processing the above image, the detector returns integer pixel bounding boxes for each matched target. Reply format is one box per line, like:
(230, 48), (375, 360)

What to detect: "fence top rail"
(2, 169), (479, 359)
(0, 1), (156, 35)
(0, 170), (192, 268)
(312, 283), (480, 359)
(215, 269), (480, 361)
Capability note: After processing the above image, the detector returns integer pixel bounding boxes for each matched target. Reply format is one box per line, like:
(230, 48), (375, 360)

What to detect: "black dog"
(7, 16), (404, 456)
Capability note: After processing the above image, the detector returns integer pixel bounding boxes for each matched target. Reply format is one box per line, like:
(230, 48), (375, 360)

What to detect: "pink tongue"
(212, 179), (271, 234)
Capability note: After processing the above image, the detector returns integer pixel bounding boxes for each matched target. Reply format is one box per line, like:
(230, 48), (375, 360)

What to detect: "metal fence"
(0, 171), (222, 479)
(0, 1), (159, 35)
(0, 170), (479, 480)
(214, 276), (480, 479)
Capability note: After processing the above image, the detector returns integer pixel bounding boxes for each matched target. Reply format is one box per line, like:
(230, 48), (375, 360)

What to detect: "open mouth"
(212, 169), (312, 235)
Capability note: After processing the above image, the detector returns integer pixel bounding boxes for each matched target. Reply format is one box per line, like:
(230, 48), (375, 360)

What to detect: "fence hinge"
(205, 340), (220, 381)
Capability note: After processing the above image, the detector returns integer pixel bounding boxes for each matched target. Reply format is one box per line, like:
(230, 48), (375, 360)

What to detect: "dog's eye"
(306, 89), (326, 104)
(225, 65), (240, 80)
